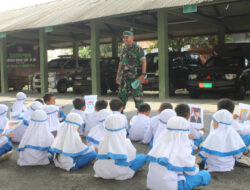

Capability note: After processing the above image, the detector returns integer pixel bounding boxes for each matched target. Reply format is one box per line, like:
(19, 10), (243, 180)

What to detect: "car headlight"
(225, 74), (237, 80)
(68, 77), (72, 80)
(188, 74), (197, 80)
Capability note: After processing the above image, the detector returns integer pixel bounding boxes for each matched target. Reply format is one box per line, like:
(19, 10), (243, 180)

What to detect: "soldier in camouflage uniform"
(116, 31), (147, 109)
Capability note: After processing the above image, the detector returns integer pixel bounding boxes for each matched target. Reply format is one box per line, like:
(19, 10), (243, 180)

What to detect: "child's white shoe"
(236, 155), (250, 166)
(0, 151), (13, 161)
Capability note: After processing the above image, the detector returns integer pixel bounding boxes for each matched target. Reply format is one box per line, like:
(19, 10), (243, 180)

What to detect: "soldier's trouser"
(118, 79), (144, 109)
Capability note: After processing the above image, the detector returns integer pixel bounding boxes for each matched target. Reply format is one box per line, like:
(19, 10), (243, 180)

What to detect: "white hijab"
(18, 110), (54, 152)
(87, 109), (113, 141)
(97, 114), (136, 163)
(50, 113), (89, 156)
(44, 105), (60, 132)
(154, 109), (176, 143)
(10, 92), (27, 120)
(201, 109), (247, 156)
(0, 104), (8, 132)
(19, 101), (43, 121)
(148, 116), (196, 172)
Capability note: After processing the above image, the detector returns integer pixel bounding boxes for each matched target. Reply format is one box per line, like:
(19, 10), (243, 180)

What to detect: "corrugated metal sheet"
(0, 0), (212, 33)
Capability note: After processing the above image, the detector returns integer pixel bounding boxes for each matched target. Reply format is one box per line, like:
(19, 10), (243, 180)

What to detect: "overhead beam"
(168, 9), (226, 31)
(55, 25), (90, 36)
(7, 37), (38, 45)
(103, 18), (156, 32)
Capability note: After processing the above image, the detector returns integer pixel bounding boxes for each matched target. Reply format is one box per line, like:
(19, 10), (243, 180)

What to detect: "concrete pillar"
(39, 29), (48, 95)
(157, 9), (169, 99)
(90, 20), (101, 95)
(0, 37), (8, 94)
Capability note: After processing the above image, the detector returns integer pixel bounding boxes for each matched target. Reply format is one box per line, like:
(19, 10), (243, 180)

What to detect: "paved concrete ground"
(0, 91), (249, 190)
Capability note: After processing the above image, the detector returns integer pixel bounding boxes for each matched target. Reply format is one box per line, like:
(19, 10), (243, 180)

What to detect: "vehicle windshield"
(205, 56), (243, 68)
(48, 59), (67, 69)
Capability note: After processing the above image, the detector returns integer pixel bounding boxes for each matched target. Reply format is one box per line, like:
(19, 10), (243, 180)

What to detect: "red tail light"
(206, 75), (211, 79)
(58, 72), (66, 75)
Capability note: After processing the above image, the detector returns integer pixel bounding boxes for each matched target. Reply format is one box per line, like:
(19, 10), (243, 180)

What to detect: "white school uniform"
(44, 105), (60, 133)
(144, 109), (176, 145)
(50, 113), (92, 171)
(87, 109), (112, 148)
(241, 120), (250, 135)
(147, 116), (199, 190)
(210, 118), (250, 136)
(112, 111), (128, 129)
(10, 92), (27, 120)
(94, 114), (137, 180)
(0, 104), (8, 134)
(70, 109), (86, 135)
(200, 109), (247, 172)
(11, 101), (43, 143)
(84, 111), (99, 136)
(128, 113), (151, 141)
(17, 110), (54, 166)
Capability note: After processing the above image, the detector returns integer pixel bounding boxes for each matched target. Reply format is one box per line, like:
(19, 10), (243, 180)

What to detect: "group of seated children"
(1, 92), (250, 190)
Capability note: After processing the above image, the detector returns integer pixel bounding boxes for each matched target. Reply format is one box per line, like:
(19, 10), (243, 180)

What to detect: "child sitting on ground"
(109, 98), (128, 129)
(199, 109), (248, 172)
(10, 92), (27, 120)
(211, 98), (250, 150)
(175, 104), (204, 150)
(86, 109), (112, 150)
(0, 104), (9, 134)
(128, 103), (151, 141)
(147, 116), (211, 190)
(43, 93), (66, 122)
(44, 105), (60, 136)
(147, 109), (176, 148)
(84, 100), (108, 136)
(50, 113), (97, 171)
(142, 102), (174, 146)
(70, 98), (86, 136)
(17, 110), (54, 166)
(11, 101), (43, 143)
(93, 114), (147, 180)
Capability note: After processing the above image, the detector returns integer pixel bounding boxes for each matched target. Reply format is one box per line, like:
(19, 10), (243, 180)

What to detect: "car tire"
(234, 81), (246, 100)
(189, 90), (200, 98)
(57, 80), (68, 93)
(36, 88), (41, 93)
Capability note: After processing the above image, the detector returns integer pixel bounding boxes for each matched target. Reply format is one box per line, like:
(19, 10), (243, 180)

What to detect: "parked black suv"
(72, 52), (201, 96)
(186, 44), (250, 100)
(72, 57), (119, 95)
(144, 52), (202, 96)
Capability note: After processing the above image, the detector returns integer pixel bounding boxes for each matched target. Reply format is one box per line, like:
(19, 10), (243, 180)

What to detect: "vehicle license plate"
(199, 83), (212, 88)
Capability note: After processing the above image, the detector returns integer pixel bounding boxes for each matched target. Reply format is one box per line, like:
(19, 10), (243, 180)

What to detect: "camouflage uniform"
(118, 42), (146, 108)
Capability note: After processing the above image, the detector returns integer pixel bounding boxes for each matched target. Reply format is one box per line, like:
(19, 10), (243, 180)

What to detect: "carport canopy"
(0, 0), (250, 98)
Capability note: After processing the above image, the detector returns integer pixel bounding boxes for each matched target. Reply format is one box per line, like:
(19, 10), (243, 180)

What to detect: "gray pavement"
(0, 91), (249, 190)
